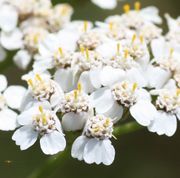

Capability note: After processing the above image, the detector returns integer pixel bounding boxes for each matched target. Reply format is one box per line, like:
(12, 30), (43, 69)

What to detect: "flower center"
(53, 48), (72, 68)
(111, 81), (138, 107)
(84, 115), (113, 140)
(156, 89), (180, 113)
(27, 74), (54, 101)
(33, 106), (56, 135)
(61, 84), (90, 113)
(72, 50), (103, 72)
(77, 31), (103, 50)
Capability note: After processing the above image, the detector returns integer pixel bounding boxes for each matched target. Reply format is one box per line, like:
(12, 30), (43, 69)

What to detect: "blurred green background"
(1, 0), (180, 178)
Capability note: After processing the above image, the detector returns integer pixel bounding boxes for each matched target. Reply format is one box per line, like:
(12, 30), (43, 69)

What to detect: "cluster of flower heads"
(0, 1), (180, 166)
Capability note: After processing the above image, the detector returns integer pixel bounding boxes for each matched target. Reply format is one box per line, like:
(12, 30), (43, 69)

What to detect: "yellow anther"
(140, 35), (144, 44)
(117, 43), (121, 55)
(35, 74), (42, 82)
(134, 1), (141, 11)
(93, 127), (100, 132)
(42, 115), (47, 125)
(61, 6), (68, 16)
(33, 34), (39, 44)
(123, 4), (130, 14)
(132, 83), (138, 91)
(77, 83), (82, 93)
(39, 106), (43, 113)
(109, 22), (114, 31)
(80, 46), (85, 54)
(85, 48), (89, 60)
(124, 49), (129, 58)
(74, 90), (78, 100)
(104, 118), (110, 127)
(58, 47), (64, 57)
(176, 89), (180, 96)
(83, 21), (88, 32)
(169, 48), (174, 58)
(131, 34), (136, 44)
(27, 79), (33, 87)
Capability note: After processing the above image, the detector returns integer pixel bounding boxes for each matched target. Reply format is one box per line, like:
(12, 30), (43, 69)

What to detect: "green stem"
(113, 121), (143, 137)
(27, 122), (143, 178)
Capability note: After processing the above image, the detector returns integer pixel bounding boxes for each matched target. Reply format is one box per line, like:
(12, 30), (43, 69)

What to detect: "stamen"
(123, 4), (130, 14)
(169, 48), (174, 58)
(104, 118), (110, 127)
(176, 89), (180, 96)
(61, 6), (68, 16)
(35, 74), (42, 82)
(74, 90), (78, 100)
(124, 49), (129, 58)
(58, 47), (64, 57)
(140, 35), (144, 44)
(39, 106), (43, 113)
(116, 43), (121, 56)
(33, 34), (39, 44)
(83, 21), (88, 32)
(80, 46), (85, 54)
(132, 83), (138, 91)
(109, 22), (114, 31)
(134, 1), (141, 11)
(85, 48), (89, 60)
(77, 83), (82, 93)
(131, 34), (136, 44)
(27, 79), (33, 87)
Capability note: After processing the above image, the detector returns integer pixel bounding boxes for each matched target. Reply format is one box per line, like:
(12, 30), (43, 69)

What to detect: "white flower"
(91, 0), (117, 10)
(0, 74), (26, 131)
(71, 114), (115, 165)
(12, 102), (66, 154)
(90, 80), (156, 126)
(60, 83), (93, 131)
(21, 73), (64, 111)
(146, 37), (180, 89)
(148, 89), (180, 137)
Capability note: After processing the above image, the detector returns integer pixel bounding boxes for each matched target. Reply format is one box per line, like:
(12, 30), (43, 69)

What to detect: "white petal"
(17, 106), (37, 125)
(148, 111), (177, 137)
(40, 131), (66, 155)
(71, 135), (89, 161)
(146, 65), (171, 89)
(126, 68), (147, 87)
(12, 126), (38, 150)
(130, 100), (157, 126)
(103, 101), (123, 122)
(100, 66), (125, 86)
(84, 139), (115, 165)
(90, 87), (115, 114)
(78, 71), (95, 94)
(3, 85), (26, 110)
(0, 108), (18, 131)
(0, 4), (18, 32)
(1, 28), (23, 50)
(141, 6), (162, 24)
(13, 50), (32, 70)
(0, 74), (7, 92)
(151, 38), (166, 59)
(54, 68), (78, 92)
(0, 45), (6, 62)
(89, 68), (102, 89)
(91, 0), (117, 9)
(62, 112), (87, 131)
(136, 88), (151, 102)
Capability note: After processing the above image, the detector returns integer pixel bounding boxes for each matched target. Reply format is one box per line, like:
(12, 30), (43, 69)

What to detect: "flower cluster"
(0, 1), (180, 166)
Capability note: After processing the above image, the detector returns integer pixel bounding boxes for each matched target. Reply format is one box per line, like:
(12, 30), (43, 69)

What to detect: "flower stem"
(27, 122), (143, 178)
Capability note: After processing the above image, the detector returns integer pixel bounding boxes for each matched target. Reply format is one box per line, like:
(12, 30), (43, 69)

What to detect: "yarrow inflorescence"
(0, 0), (180, 166)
